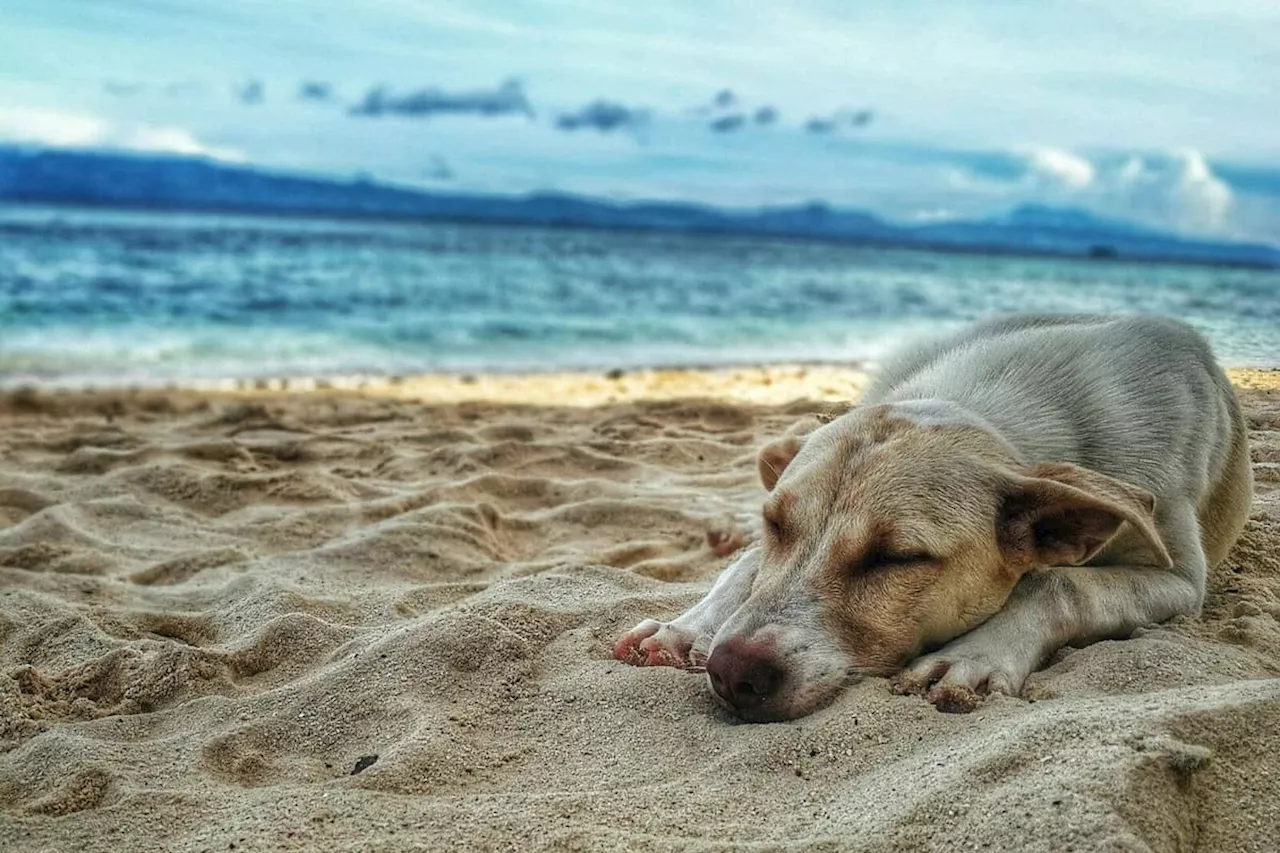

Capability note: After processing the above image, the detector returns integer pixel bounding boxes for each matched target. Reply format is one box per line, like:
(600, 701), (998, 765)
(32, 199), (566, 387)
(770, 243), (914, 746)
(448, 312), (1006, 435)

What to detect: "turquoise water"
(1, 205), (1277, 387)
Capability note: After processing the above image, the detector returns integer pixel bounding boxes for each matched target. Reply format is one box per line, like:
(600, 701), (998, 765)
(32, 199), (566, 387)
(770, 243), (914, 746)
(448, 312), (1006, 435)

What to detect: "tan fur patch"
(751, 409), (1021, 670)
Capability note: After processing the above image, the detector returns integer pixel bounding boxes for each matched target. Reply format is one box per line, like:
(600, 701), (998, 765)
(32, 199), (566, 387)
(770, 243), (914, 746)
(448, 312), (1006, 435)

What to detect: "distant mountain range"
(1, 145), (1276, 268)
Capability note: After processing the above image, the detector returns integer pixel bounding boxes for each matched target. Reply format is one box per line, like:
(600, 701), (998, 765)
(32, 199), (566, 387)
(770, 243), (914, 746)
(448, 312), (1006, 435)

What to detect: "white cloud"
(122, 126), (245, 161)
(0, 109), (107, 147)
(0, 109), (244, 162)
(908, 207), (959, 223)
(1025, 147), (1095, 189)
(938, 144), (1239, 236)
(1108, 149), (1232, 234)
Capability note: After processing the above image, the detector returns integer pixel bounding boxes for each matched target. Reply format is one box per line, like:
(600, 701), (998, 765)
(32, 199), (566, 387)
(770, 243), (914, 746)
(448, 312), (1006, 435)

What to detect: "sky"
(0, 0), (1278, 241)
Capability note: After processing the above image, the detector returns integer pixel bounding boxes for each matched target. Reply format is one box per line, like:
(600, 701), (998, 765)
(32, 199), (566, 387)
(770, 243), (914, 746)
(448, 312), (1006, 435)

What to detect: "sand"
(1, 365), (1279, 853)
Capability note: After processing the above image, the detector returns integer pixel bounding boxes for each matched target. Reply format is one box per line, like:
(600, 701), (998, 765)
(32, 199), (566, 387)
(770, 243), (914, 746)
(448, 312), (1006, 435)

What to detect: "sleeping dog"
(615, 315), (1252, 721)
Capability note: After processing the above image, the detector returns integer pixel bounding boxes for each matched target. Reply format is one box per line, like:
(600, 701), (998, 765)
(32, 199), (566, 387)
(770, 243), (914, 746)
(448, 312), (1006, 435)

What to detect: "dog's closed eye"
(763, 511), (786, 542)
(861, 550), (933, 572)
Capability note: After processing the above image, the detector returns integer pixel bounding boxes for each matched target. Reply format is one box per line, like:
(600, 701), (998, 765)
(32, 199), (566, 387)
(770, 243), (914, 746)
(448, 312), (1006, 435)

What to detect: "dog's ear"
(757, 416), (827, 490)
(999, 462), (1172, 569)
(758, 435), (803, 491)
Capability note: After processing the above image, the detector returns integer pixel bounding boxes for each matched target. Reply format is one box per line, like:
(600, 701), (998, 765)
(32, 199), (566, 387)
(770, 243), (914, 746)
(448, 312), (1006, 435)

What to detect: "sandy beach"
(2, 364), (1279, 853)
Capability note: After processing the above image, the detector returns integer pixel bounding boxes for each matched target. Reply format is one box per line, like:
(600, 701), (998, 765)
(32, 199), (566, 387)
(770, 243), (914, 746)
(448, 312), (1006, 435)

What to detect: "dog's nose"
(705, 637), (785, 712)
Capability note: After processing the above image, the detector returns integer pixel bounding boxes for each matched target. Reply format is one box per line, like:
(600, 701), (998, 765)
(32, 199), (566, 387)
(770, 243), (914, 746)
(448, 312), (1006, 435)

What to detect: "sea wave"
(2, 207), (1277, 388)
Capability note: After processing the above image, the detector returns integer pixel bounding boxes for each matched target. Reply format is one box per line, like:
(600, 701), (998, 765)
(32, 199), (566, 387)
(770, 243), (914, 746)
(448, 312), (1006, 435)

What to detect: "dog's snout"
(706, 637), (785, 713)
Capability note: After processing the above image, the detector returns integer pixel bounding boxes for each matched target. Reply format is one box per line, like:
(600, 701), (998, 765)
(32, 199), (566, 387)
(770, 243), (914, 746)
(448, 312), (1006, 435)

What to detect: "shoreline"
(2, 363), (875, 408)
(4, 363), (1279, 409)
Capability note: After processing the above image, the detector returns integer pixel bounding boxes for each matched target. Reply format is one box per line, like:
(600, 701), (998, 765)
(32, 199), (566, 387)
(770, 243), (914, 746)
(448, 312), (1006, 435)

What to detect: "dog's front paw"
(613, 619), (707, 670)
(891, 648), (1027, 713)
(706, 512), (759, 557)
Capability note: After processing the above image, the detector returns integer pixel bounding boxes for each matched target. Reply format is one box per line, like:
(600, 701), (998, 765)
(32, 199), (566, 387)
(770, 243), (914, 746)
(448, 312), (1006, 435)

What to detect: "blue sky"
(1, 1), (1277, 240)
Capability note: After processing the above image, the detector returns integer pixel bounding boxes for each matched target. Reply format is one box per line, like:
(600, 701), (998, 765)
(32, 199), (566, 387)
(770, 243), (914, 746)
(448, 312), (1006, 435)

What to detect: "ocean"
(1, 204), (1277, 388)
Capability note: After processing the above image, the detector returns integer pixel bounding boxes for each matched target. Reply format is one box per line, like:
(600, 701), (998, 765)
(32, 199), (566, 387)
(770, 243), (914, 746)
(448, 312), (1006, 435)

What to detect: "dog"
(614, 315), (1252, 721)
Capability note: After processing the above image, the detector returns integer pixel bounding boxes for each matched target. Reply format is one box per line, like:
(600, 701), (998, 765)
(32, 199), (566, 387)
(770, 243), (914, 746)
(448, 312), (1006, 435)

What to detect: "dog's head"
(705, 401), (1171, 721)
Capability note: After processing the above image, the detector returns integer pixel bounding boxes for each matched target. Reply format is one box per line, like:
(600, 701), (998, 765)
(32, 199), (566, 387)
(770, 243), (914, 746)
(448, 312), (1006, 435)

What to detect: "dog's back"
(865, 314), (1252, 567)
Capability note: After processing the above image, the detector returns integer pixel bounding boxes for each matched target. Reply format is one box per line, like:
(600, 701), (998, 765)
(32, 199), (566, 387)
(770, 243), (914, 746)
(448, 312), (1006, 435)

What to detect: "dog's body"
(616, 315), (1252, 720)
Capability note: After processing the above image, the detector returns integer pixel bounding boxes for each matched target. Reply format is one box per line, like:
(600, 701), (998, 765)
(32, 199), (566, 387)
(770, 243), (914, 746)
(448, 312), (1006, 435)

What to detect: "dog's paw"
(613, 619), (706, 670)
(705, 511), (762, 558)
(891, 649), (1026, 714)
(706, 529), (747, 558)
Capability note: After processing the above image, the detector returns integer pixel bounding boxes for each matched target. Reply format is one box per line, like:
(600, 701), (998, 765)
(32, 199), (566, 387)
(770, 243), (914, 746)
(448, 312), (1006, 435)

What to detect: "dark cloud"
(299, 81), (334, 102)
(555, 100), (649, 133)
(692, 91), (778, 131)
(350, 79), (533, 119)
(688, 88), (741, 117)
(805, 109), (874, 134)
(235, 79), (265, 105)
(805, 117), (837, 134)
(709, 114), (747, 133)
(712, 89), (737, 109)
(847, 109), (874, 128)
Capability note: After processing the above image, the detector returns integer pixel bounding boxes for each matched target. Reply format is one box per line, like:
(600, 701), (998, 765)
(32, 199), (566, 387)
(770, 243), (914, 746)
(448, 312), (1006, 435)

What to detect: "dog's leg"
(614, 546), (761, 670)
(895, 504), (1206, 712)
